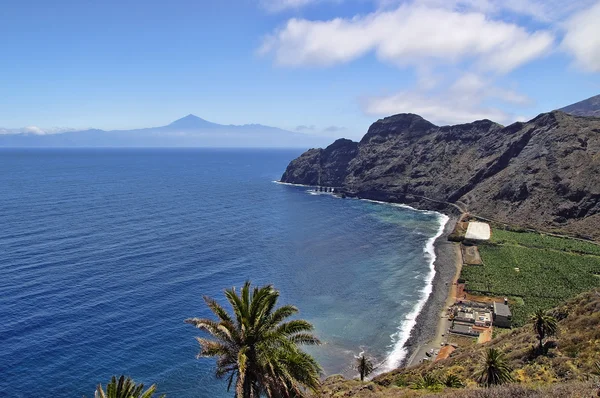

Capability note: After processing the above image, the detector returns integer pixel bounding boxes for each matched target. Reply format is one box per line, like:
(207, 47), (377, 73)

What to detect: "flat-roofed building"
(465, 222), (491, 241)
(474, 311), (492, 327)
(493, 302), (512, 328)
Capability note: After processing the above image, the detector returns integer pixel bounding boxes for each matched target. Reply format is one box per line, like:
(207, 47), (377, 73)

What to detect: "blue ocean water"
(0, 149), (445, 397)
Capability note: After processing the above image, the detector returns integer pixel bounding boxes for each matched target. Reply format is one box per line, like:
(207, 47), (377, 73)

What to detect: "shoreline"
(401, 214), (460, 368)
(377, 211), (450, 372)
(274, 181), (461, 372)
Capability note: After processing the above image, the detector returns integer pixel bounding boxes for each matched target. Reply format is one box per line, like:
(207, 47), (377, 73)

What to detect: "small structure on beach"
(449, 322), (480, 337)
(492, 301), (512, 328)
(450, 301), (494, 338)
(465, 222), (491, 241)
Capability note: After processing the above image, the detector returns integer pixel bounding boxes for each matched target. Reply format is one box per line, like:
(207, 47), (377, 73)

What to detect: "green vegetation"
(460, 229), (600, 326)
(355, 354), (374, 382)
(95, 375), (164, 398)
(93, 287), (600, 398)
(490, 228), (600, 256)
(441, 374), (464, 389)
(530, 309), (558, 353)
(411, 373), (443, 391)
(477, 348), (514, 387)
(185, 281), (321, 398)
(366, 289), (600, 395)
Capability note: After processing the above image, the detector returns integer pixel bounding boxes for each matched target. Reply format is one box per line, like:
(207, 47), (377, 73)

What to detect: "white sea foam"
(378, 211), (449, 373)
(272, 180), (314, 187)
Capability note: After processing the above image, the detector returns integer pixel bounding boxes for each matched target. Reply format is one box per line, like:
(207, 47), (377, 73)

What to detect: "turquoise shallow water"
(0, 149), (444, 397)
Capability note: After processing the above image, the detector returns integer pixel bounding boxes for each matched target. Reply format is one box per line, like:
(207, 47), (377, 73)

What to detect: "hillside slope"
(318, 289), (600, 397)
(560, 94), (600, 117)
(281, 111), (600, 239)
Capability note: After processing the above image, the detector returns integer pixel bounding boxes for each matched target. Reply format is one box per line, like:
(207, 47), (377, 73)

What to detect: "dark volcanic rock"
(280, 138), (358, 186)
(280, 111), (600, 240)
(560, 94), (600, 117)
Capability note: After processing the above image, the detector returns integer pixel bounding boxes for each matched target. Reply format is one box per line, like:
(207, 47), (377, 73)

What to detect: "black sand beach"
(401, 215), (460, 367)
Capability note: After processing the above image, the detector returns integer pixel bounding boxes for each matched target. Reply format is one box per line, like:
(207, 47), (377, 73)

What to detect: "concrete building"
(474, 311), (492, 327)
(465, 222), (491, 241)
(493, 302), (512, 328)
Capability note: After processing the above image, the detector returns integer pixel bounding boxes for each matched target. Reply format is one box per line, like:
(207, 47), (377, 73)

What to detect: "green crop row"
(461, 229), (600, 326)
(490, 229), (600, 256)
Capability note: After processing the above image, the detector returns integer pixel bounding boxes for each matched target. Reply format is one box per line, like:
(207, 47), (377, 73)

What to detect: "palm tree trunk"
(242, 378), (252, 398)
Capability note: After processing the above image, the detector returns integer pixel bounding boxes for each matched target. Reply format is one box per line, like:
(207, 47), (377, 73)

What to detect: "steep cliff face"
(280, 111), (600, 239)
(464, 112), (600, 239)
(280, 138), (358, 186)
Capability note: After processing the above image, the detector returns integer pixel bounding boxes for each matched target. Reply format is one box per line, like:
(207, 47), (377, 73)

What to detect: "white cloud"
(561, 1), (600, 72)
(363, 91), (510, 125)
(366, 94), (505, 124)
(22, 126), (46, 135)
(376, 0), (597, 22)
(451, 73), (531, 105)
(0, 126), (76, 135)
(363, 72), (532, 125)
(260, 4), (554, 73)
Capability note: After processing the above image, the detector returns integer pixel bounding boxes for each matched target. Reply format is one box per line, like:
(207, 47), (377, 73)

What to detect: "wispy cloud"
(401, 0), (598, 22)
(259, 4), (554, 73)
(0, 126), (77, 135)
(323, 125), (346, 132)
(258, 0), (599, 125)
(363, 91), (511, 125)
(363, 72), (533, 125)
(295, 124), (316, 131)
(561, 1), (600, 72)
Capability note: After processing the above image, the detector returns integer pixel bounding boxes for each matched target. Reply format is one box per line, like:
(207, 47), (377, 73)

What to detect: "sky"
(1, 0), (599, 139)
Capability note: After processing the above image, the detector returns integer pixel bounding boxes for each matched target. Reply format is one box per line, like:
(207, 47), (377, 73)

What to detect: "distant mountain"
(0, 115), (332, 148)
(559, 94), (600, 117)
(162, 114), (222, 130)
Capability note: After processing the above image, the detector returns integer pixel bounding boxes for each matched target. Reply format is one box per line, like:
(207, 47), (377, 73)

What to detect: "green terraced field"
(490, 229), (600, 256)
(460, 229), (600, 326)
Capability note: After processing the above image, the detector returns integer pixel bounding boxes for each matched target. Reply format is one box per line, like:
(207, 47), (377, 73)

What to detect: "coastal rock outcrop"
(281, 138), (358, 187)
(281, 110), (600, 240)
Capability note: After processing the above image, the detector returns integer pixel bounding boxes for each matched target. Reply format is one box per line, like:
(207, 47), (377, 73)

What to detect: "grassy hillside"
(317, 289), (600, 397)
(460, 229), (600, 326)
(319, 378), (597, 397)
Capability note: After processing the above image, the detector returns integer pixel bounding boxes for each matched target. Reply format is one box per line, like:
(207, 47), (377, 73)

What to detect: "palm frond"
(203, 296), (233, 324)
(276, 320), (315, 336)
(94, 375), (164, 398)
(186, 282), (321, 397)
(288, 333), (321, 346)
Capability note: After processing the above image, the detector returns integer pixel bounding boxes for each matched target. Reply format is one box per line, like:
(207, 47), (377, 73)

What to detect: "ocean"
(0, 148), (446, 397)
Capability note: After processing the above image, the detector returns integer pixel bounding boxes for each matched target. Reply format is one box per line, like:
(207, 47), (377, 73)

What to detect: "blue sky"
(1, 0), (599, 139)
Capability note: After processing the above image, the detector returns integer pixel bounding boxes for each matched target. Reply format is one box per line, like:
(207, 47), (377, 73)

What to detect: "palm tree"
(185, 281), (321, 398)
(530, 309), (558, 352)
(441, 373), (464, 388)
(411, 374), (442, 391)
(95, 375), (164, 398)
(355, 354), (374, 381)
(478, 348), (513, 387)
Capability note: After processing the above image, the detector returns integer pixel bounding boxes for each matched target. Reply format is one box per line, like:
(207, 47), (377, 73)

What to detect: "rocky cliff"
(280, 111), (600, 240)
(560, 94), (600, 117)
